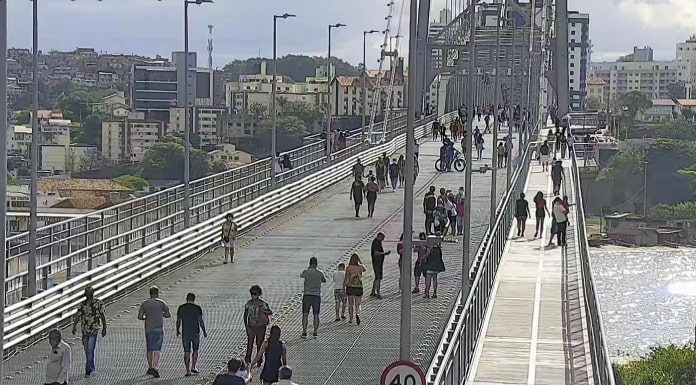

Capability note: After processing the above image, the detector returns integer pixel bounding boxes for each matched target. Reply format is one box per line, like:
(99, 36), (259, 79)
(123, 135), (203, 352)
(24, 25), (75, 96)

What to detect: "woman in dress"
(343, 253), (367, 325)
(533, 191), (550, 239)
(251, 325), (286, 385)
(365, 176), (379, 218)
(422, 243), (445, 299)
(397, 155), (406, 187)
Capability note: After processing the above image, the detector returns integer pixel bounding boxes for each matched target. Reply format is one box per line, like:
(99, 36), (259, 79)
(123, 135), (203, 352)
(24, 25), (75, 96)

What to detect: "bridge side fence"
(0, 112), (456, 359)
(3, 114), (430, 305)
(427, 133), (535, 385)
(570, 146), (616, 385)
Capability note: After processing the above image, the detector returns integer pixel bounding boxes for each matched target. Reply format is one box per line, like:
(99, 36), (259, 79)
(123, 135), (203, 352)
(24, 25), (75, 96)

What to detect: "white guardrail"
(2, 113), (456, 356)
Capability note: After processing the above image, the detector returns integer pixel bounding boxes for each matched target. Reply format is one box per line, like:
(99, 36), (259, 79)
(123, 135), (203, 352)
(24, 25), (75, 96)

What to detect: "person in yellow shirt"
(221, 213), (239, 263)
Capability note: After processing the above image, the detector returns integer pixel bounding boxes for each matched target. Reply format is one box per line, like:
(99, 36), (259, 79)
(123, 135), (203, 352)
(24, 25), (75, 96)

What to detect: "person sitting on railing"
(281, 154), (293, 170)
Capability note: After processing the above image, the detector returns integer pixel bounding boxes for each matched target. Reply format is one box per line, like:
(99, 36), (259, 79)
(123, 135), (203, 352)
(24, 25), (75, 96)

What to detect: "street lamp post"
(27, 0), (39, 298)
(489, 4), (502, 229)
(271, 13), (296, 189)
(326, 23), (346, 162)
(507, 12), (517, 189)
(401, 0), (417, 361)
(362, 29), (379, 137)
(183, 0), (213, 228)
(462, 0), (477, 299)
(1, 0), (8, 379)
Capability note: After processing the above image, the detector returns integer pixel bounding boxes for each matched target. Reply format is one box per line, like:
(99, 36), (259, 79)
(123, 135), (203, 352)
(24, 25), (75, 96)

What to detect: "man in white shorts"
(221, 213), (238, 263)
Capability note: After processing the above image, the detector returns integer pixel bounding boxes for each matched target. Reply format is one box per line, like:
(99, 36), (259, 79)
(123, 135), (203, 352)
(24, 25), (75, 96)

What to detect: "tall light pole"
(1, 0), (8, 379)
(462, 0), (477, 299)
(271, 13), (296, 189)
(507, 10), (516, 189)
(183, 0), (213, 228)
(400, 0), (418, 361)
(326, 23), (346, 162)
(27, 0), (39, 297)
(489, 3), (502, 229)
(362, 29), (379, 135)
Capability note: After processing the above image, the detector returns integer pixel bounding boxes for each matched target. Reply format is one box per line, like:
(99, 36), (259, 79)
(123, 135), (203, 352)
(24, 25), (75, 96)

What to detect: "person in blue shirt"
(446, 142), (456, 171)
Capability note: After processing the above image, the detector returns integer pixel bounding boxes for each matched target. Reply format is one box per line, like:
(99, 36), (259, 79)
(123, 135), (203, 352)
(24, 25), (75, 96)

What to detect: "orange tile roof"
(51, 196), (111, 210)
(39, 178), (133, 194)
(587, 75), (606, 86)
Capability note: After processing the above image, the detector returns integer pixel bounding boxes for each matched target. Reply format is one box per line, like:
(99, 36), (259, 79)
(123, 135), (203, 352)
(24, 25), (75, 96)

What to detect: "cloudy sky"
(6, 0), (696, 69)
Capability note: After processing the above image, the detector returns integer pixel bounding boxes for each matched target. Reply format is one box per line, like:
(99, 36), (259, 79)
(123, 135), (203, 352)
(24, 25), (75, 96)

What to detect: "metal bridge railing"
(3, 114), (435, 305)
(427, 139), (535, 385)
(569, 146), (616, 385)
(1, 112), (455, 358)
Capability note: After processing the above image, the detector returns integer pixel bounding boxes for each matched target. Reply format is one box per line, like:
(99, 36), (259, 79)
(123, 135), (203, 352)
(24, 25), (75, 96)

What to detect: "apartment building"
(568, 11), (590, 111)
(102, 113), (165, 163)
(591, 58), (678, 100)
(169, 106), (227, 149)
(676, 36), (696, 98)
(131, 51), (223, 122)
(586, 75), (608, 108)
(225, 60), (328, 113)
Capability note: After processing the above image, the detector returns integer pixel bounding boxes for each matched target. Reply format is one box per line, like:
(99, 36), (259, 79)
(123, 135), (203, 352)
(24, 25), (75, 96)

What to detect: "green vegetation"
(113, 175), (149, 191)
(649, 202), (696, 220)
(223, 54), (360, 83)
(139, 136), (210, 180)
(616, 345), (696, 385)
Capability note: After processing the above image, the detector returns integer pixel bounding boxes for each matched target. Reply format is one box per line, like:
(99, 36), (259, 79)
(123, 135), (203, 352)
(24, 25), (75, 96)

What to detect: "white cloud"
(618, 0), (696, 30)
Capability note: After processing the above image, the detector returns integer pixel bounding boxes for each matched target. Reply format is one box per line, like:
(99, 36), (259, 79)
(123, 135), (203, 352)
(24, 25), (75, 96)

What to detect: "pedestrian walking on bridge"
(222, 213), (239, 264)
(44, 329), (71, 385)
(177, 292), (208, 377)
(370, 232), (391, 299)
(72, 286), (106, 378)
(300, 257), (326, 338)
(344, 253), (366, 324)
(251, 325), (287, 385)
(243, 285), (271, 366)
(138, 286), (171, 378)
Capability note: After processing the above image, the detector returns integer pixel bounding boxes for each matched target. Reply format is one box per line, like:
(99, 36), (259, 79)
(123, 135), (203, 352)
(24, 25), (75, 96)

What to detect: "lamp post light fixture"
(326, 23), (346, 162)
(271, 13), (296, 189)
(362, 29), (380, 137)
(183, 0), (213, 228)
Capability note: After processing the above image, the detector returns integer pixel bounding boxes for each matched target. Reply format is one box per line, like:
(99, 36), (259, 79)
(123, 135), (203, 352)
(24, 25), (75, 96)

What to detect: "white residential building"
(40, 145), (99, 174)
(568, 11), (590, 111)
(7, 125), (32, 154)
(676, 36), (696, 98)
(225, 60), (328, 113)
(639, 99), (678, 122)
(169, 106), (226, 149)
(591, 59), (679, 101)
(102, 116), (165, 163)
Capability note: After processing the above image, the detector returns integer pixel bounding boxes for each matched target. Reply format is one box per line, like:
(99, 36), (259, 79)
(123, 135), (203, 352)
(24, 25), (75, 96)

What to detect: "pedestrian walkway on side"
(465, 154), (594, 385)
(2, 123), (516, 385)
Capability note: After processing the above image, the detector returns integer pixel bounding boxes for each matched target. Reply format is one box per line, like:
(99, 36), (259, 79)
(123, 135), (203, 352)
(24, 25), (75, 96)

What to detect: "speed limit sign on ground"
(380, 360), (426, 385)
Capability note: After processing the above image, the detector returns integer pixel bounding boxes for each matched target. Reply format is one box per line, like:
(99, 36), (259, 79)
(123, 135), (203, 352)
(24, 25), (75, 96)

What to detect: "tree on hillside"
(277, 116), (309, 136)
(79, 151), (110, 172)
(586, 96), (602, 111)
(139, 135), (211, 180)
(79, 114), (102, 148)
(618, 91), (652, 122)
(12, 111), (31, 125)
(222, 55), (360, 82)
(56, 89), (97, 121)
(277, 99), (322, 126)
(114, 175), (149, 191)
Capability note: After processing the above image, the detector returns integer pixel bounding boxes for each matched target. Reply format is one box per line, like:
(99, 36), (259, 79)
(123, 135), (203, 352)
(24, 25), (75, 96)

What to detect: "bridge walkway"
(465, 155), (594, 385)
(4, 122), (515, 385)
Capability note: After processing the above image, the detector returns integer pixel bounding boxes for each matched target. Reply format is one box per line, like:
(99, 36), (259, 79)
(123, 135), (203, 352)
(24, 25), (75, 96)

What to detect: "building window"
(570, 71), (575, 75)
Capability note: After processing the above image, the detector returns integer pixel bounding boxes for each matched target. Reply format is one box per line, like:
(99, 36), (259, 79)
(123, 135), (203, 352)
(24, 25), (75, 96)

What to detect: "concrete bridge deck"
(5, 123), (516, 385)
(466, 158), (594, 385)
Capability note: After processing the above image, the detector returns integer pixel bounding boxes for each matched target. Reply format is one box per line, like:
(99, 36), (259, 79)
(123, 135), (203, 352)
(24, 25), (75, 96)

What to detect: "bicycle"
(435, 153), (466, 172)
